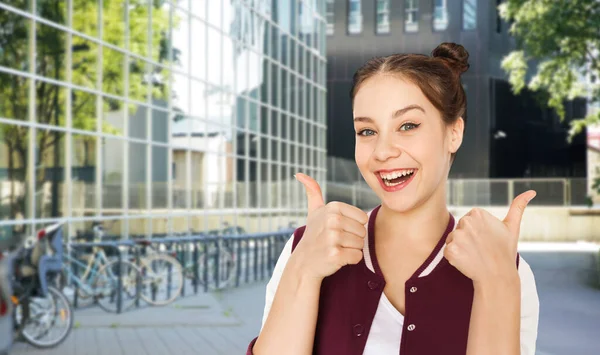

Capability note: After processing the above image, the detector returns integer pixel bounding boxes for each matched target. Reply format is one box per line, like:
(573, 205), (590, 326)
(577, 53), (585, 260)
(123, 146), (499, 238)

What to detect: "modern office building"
(324, 0), (587, 180)
(0, 0), (327, 240)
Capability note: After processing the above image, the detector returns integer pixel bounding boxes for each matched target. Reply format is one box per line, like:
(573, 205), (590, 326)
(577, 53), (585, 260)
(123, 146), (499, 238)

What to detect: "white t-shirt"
(260, 212), (540, 355)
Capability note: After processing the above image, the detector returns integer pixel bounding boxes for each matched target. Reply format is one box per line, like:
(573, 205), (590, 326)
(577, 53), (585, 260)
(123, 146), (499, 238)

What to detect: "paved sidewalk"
(10, 244), (600, 355)
(11, 281), (267, 355)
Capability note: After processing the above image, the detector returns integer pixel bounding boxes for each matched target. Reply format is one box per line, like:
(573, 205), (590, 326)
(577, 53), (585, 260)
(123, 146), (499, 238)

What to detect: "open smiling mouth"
(377, 169), (417, 191)
(380, 169), (415, 186)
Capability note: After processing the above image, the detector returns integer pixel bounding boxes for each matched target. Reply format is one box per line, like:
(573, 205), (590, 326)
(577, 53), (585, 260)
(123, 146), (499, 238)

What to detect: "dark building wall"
(327, 0), (495, 178)
(325, 0), (586, 179)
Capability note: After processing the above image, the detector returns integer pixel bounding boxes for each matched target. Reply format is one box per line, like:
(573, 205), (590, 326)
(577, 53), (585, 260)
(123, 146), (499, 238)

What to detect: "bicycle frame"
(62, 248), (111, 295)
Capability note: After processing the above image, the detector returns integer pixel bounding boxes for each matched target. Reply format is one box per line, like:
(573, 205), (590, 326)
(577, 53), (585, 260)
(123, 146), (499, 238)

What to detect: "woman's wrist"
(473, 267), (520, 293)
(287, 253), (324, 287)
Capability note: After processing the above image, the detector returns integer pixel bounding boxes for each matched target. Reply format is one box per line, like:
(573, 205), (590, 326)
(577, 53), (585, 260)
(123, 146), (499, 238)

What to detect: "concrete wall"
(450, 206), (600, 242)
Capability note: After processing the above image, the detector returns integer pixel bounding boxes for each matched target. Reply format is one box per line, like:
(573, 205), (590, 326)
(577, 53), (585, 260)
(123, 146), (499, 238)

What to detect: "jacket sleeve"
(246, 236), (294, 354)
(518, 256), (540, 355)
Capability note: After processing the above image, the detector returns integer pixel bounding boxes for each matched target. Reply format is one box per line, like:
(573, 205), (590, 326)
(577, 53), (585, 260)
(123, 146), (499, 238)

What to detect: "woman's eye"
(357, 129), (376, 136)
(400, 122), (420, 131)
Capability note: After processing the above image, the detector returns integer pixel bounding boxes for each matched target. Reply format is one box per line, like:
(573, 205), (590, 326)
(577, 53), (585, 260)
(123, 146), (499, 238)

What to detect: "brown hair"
(350, 42), (469, 129)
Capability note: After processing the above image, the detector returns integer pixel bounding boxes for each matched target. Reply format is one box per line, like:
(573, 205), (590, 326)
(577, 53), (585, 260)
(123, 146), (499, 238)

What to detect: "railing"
(65, 230), (293, 313)
(324, 178), (591, 210)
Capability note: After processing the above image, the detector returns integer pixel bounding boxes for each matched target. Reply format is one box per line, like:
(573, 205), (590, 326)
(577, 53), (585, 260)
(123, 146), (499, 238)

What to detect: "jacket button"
(353, 324), (364, 336)
(367, 280), (379, 290)
(410, 286), (417, 293)
(407, 324), (416, 331)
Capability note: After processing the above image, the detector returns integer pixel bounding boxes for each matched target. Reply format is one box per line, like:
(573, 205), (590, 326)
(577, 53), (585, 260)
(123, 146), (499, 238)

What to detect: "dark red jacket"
(247, 206), (519, 354)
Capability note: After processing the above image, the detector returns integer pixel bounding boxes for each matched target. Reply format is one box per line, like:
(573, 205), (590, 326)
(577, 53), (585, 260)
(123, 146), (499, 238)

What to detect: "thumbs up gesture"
(444, 190), (537, 284)
(292, 173), (369, 281)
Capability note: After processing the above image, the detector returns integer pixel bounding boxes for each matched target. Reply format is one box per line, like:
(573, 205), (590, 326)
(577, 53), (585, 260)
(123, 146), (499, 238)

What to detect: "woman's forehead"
(353, 75), (433, 117)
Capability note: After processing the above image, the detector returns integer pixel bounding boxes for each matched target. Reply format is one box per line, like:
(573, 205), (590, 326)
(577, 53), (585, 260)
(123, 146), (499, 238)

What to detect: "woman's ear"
(448, 117), (464, 154)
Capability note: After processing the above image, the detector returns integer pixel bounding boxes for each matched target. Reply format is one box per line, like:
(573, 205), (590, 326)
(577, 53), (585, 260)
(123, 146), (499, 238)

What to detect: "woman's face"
(353, 74), (463, 212)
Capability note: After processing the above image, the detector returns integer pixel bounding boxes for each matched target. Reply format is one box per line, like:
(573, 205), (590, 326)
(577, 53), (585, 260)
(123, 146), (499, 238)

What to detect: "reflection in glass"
(0, 73), (29, 122)
(71, 34), (97, 89)
(35, 128), (65, 218)
(190, 147), (204, 209)
(171, 148), (187, 209)
(129, 142), (147, 211)
(72, 0), (97, 37)
(0, 11), (29, 72)
(152, 108), (169, 143)
(0, 124), (29, 220)
(152, 145), (169, 210)
(190, 17), (207, 81)
(127, 5), (148, 59)
(128, 102), (148, 140)
(102, 138), (123, 210)
(0, 0), (326, 237)
(103, 97), (125, 135)
(102, 46), (125, 97)
(72, 134), (96, 216)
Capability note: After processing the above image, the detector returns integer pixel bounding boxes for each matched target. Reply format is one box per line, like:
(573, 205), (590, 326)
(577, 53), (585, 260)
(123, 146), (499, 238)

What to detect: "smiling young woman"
(248, 42), (539, 355)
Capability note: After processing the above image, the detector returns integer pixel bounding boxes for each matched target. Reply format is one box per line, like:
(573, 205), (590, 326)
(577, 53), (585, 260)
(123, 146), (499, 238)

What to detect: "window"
(376, 0), (390, 34)
(347, 0), (362, 34)
(405, 0), (418, 33)
(433, 0), (448, 31)
(496, 0), (502, 33)
(463, 0), (477, 30)
(326, 0), (335, 35)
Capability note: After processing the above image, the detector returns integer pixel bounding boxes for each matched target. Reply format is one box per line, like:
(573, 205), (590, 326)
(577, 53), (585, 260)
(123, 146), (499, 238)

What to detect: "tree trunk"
(15, 146), (27, 220)
(7, 142), (15, 219)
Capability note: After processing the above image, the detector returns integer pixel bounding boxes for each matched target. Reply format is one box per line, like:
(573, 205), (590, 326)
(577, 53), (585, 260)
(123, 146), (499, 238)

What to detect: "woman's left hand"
(444, 190), (537, 285)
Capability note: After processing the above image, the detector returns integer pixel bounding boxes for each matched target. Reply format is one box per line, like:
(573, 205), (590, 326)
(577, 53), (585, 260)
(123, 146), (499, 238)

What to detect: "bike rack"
(67, 229), (294, 314)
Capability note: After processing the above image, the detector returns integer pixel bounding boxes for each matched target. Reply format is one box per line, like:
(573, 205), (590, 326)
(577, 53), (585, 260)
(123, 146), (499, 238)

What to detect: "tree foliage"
(499, 0), (600, 137)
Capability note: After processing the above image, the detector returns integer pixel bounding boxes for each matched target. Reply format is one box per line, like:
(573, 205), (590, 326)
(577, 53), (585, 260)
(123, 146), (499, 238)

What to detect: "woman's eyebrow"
(391, 104), (425, 118)
(354, 104), (426, 123)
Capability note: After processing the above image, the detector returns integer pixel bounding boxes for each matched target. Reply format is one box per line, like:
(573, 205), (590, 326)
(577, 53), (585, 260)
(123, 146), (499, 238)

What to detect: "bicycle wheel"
(16, 286), (73, 349)
(53, 269), (95, 308)
(93, 260), (140, 313)
(138, 254), (184, 306)
(197, 248), (236, 289)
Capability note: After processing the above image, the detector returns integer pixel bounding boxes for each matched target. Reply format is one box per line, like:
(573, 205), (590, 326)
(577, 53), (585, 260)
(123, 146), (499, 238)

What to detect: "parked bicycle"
(59, 222), (140, 312)
(10, 223), (73, 349)
(128, 239), (184, 306)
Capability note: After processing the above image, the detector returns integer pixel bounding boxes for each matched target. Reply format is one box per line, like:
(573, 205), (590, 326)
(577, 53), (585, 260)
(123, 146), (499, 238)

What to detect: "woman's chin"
(379, 196), (419, 213)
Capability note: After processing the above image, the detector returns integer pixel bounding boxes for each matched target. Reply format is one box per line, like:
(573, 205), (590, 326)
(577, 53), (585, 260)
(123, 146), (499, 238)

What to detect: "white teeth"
(384, 179), (403, 187)
(380, 169), (415, 180)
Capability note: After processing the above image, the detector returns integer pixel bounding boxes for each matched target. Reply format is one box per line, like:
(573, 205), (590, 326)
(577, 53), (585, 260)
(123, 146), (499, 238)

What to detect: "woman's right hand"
(291, 173), (369, 281)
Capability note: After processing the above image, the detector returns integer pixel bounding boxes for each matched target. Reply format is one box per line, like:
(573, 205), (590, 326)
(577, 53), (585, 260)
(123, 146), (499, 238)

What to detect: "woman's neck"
(375, 188), (450, 249)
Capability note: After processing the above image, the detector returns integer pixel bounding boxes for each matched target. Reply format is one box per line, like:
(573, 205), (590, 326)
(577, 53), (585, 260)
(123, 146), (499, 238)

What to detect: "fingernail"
(293, 174), (298, 180)
(526, 191), (537, 203)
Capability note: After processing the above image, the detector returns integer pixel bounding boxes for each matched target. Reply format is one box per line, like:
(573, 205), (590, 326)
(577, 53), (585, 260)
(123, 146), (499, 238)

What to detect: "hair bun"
(432, 42), (470, 75)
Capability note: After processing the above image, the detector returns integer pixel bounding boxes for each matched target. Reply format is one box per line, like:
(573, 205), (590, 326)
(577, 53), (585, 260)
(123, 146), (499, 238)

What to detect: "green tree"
(0, 0), (177, 218)
(499, 0), (600, 200)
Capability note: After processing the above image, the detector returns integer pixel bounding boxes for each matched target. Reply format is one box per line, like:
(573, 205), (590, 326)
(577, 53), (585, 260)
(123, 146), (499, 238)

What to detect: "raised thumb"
(503, 190), (536, 236)
(295, 173), (325, 214)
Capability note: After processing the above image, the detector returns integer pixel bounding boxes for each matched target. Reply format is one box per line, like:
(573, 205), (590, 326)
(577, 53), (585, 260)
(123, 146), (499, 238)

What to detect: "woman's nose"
(373, 135), (402, 162)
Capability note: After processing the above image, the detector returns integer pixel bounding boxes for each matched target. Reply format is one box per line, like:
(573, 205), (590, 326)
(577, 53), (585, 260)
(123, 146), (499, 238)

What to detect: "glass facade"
(0, 0), (327, 241)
